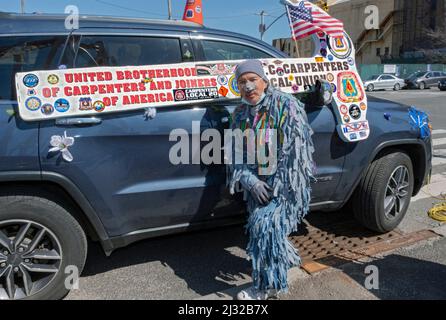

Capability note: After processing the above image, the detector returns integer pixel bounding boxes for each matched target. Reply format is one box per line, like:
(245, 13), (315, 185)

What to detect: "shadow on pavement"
(81, 224), (251, 296)
(340, 252), (446, 299)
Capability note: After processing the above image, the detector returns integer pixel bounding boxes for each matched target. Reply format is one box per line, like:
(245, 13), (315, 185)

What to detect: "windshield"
(408, 72), (426, 80)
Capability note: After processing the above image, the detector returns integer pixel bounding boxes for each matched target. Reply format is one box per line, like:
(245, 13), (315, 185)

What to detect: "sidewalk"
(198, 225), (446, 300)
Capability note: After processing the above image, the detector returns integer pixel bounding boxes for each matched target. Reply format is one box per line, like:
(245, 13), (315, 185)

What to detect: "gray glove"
(250, 181), (273, 206)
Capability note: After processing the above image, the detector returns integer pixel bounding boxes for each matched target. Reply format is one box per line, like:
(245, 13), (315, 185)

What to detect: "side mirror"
(314, 79), (334, 106)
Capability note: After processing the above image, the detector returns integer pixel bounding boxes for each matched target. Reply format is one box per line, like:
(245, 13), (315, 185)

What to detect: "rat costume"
(227, 62), (316, 296)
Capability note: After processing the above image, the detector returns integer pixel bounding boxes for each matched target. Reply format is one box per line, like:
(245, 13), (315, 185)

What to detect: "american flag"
(283, 0), (344, 40)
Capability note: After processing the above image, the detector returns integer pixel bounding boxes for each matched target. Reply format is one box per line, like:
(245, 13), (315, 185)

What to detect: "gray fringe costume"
(228, 85), (316, 293)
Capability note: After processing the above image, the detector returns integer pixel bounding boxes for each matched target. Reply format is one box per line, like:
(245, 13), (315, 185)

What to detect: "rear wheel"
(351, 152), (414, 233)
(393, 83), (401, 91)
(0, 195), (87, 300)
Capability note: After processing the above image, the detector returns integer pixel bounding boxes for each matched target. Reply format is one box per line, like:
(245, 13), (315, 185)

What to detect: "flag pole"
(284, 4), (301, 58)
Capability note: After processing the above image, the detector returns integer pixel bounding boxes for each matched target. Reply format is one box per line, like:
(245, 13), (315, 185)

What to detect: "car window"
(74, 36), (183, 68)
(200, 40), (272, 61)
(0, 36), (67, 101)
(433, 72), (441, 77)
(381, 75), (393, 80)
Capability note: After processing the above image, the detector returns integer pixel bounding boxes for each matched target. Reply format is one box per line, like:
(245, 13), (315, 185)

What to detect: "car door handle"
(55, 117), (102, 126)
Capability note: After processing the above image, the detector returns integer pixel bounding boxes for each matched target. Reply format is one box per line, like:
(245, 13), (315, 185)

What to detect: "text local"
(64, 67), (198, 83)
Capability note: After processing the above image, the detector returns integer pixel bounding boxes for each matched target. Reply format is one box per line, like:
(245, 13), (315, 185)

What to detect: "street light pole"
(167, 0), (172, 20)
(259, 11), (287, 41)
(257, 10), (268, 40)
(20, 0), (25, 14)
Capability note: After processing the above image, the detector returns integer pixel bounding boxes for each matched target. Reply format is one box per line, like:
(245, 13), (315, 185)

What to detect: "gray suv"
(0, 14), (433, 299)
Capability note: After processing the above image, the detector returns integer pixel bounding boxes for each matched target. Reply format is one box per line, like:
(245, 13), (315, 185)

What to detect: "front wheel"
(419, 82), (426, 90)
(394, 83), (401, 91)
(367, 84), (374, 92)
(0, 195), (87, 300)
(351, 152), (414, 233)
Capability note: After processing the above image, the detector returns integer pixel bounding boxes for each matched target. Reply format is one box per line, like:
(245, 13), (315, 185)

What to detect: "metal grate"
(289, 219), (402, 263)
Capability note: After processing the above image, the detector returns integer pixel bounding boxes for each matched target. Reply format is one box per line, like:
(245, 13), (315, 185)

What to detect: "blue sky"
(1, 0), (293, 44)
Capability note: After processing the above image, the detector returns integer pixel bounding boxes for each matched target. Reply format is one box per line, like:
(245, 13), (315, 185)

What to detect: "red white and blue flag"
(282, 0), (344, 40)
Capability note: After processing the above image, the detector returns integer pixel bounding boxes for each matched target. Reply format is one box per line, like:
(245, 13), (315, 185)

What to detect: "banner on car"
(15, 34), (369, 142)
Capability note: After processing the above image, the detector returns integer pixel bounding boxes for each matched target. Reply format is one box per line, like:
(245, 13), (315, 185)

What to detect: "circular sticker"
(58, 64), (67, 70)
(320, 40), (327, 49)
(327, 73), (334, 82)
(41, 103), (54, 115)
(195, 5), (201, 13)
(343, 115), (350, 123)
(54, 98), (70, 113)
(175, 90), (186, 101)
(340, 105), (348, 115)
(276, 68), (285, 76)
(330, 83), (337, 93)
(320, 48), (327, 57)
(349, 104), (361, 120)
(93, 101), (105, 112)
(327, 33), (352, 59)
(328, 55), (334, 61)
(228, 75), (240, 97)
(47, 74), (59, 85)
(23, 74), (39, 88)
(217, 75), (228, 86)
(360, 102), (367, 111)
(347, 57), (355, 66)
(27, 89), (36, 96)
(289, 75), (294, 81)
(292, 85), (299, 92)
(25, 97), (41, 111)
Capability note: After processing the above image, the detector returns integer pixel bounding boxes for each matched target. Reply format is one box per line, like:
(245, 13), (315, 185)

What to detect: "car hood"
(366, 95), (411, 111)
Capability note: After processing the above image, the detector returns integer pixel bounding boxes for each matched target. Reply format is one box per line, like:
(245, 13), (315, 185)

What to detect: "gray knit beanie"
(235, 60), (268, 82)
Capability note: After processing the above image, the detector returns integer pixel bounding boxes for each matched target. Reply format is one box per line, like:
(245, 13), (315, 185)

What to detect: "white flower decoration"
(143, 107), (157, 120)
(49, 131), (75, 162)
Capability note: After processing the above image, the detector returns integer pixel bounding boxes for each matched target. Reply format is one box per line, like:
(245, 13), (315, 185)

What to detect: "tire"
(367, 84), (374, 92)
(419, 81), (426, 90)
(393, 83), (401, 91)
(351, 151), (414, 233)
(0, 195), (87, 300)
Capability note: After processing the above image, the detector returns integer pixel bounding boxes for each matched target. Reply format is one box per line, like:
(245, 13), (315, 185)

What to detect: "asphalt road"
(66, 88), (446, 300)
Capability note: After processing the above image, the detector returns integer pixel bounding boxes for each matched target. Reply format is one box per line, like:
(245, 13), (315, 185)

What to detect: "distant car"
(439, 79), (446, 91)
(363, 74), (405, 92)
(405, 71), (446, 90)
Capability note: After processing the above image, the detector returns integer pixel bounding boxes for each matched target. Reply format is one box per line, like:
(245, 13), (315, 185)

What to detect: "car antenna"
(57, 28), (76, 69)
